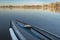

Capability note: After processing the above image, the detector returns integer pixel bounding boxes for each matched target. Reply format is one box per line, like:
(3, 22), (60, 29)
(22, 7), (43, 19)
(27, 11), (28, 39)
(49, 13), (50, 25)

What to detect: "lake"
(0, 8), (60, 40)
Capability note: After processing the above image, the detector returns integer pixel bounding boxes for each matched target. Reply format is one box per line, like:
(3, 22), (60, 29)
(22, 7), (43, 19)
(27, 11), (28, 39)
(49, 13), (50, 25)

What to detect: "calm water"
(0, 9), (60, 39)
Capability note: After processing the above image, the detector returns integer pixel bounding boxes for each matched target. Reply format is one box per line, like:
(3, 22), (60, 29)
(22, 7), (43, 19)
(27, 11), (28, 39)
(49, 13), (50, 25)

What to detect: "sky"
(0, 0), (60, 5)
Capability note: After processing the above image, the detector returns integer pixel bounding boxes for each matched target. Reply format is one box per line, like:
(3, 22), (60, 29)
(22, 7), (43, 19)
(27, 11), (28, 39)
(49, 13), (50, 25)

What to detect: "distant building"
(56, 2), (60, 8)
(49, 3), (56, 8)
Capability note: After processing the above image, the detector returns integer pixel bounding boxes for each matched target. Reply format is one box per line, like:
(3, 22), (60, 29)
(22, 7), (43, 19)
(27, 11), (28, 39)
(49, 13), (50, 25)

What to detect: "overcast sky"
(0, 0), (60, 5)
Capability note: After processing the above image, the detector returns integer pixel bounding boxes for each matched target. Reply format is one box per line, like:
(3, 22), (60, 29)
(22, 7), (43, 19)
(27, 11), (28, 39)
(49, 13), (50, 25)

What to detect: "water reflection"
(0, 7), (60, 13)
(47, 8), (60, 13)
